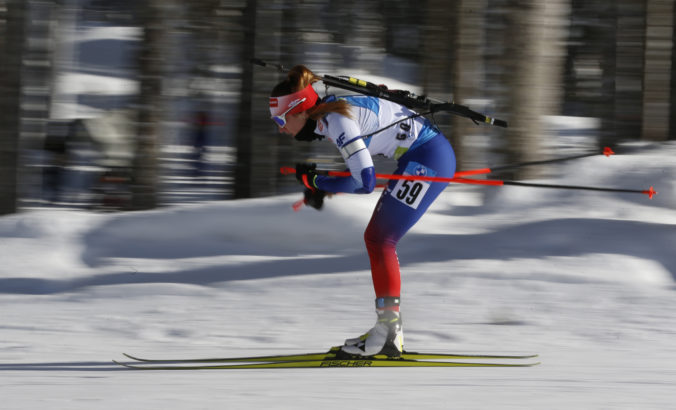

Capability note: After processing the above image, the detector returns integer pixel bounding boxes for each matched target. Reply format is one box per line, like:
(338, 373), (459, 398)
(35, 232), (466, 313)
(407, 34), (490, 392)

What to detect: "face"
(277, 110), (309, 137)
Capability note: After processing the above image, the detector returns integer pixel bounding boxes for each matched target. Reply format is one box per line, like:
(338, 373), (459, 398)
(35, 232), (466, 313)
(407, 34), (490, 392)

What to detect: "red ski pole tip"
(292, 198), (305, 211)
(644, 186), (657, 199)
(603, 147), (615, 157)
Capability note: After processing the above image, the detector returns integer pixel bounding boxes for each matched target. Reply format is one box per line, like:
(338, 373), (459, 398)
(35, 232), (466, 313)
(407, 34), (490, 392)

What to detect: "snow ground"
(1, 141), (675, 409)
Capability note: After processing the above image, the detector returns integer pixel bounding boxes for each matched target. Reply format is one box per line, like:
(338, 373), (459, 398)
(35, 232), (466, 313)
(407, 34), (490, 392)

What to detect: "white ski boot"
(341, 298), (404, 357)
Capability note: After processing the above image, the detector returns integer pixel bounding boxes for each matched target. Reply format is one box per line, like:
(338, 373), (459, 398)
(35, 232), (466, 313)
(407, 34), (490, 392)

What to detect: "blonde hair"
(271, 65), (352, 120)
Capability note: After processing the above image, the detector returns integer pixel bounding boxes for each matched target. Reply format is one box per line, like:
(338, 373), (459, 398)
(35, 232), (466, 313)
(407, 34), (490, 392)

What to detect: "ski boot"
(341, 297), (404, 358)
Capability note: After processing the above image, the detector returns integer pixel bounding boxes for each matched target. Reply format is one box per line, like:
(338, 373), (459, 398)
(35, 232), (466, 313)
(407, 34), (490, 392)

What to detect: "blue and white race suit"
(312, 95), (456, 298)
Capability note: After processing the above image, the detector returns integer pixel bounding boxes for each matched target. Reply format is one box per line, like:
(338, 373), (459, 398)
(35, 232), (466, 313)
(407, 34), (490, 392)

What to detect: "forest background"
(0, 0), (673, 213)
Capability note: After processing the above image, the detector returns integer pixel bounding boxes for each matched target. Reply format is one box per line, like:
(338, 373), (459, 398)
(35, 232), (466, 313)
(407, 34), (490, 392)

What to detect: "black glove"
(303, 188), (326, 210)
(295, 162), (318, 189)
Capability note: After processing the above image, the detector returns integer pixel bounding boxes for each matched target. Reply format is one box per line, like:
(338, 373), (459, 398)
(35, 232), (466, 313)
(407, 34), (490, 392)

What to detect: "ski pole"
(282, 146), (615, 180)
(454, 147), (616, 177)
(281, 167), (657, 199)
(283, 147), (615, 179)
(490, 180), (657, 198)
(446, 177), (656, 199)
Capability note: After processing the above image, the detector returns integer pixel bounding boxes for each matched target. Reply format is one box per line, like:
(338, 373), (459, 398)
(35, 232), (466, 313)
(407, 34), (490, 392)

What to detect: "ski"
(122, 346), (538, 364)
(114, 357), (540, 370)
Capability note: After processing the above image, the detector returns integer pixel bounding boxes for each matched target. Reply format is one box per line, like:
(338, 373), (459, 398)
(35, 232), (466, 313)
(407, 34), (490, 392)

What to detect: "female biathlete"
(269, 65), (456, 357)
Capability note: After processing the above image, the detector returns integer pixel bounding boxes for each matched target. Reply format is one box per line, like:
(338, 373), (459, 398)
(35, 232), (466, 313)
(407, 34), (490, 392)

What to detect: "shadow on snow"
(0, 217), (673, 295)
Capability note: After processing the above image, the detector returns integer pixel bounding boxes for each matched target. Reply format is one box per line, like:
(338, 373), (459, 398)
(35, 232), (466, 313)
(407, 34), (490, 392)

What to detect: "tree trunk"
(234, 0), (257, 199)
(502, 0), (570, 180)
(422, 0), (457, 165)
(131, 0), (166, 210)
(672, 2), (676, 139)
(641, 0), (674, 141)
(0, 0), (26, 215)
(612, 0), (647, 143)
(452, 0), (487, 172)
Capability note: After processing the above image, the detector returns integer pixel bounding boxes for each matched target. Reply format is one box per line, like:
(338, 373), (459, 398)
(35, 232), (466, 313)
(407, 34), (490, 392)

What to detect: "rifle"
(251, 58), (507, 128)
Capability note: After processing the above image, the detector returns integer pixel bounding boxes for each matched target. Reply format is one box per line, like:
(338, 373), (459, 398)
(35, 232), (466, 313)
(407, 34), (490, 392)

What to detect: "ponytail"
(270, 65), (319, 97)
(308, 100), (352, 120)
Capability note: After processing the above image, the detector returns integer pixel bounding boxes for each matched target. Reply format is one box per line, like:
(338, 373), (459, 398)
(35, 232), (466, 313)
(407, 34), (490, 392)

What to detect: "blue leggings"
(364, 133), (456, 298)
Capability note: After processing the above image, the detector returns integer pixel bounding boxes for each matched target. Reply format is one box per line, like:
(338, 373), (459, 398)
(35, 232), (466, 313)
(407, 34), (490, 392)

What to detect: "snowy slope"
(1, 141), (675, 409)
(9, 16), (675, 409)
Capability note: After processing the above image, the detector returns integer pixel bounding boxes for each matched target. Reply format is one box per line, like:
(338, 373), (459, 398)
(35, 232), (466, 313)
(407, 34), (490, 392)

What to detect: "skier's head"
(269, 65), (319, 137)
(269, 65), (352, 141)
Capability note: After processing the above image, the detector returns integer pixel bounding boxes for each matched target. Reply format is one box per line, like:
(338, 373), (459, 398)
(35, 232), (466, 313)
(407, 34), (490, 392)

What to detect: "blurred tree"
(501, 0), (569, 179)
(234, 0), (257, 199)
(131, 0), (166, 210)
(563, 0), (614, 127)
(184, 1), (225, 103)
(452, 0), (487, 172)
(562, 1), (633, 148)
(268, 0), (298, 196)
(0, 0), (25, 215)
(235, 0), (334, 199)
(383, 0), (422, 60)
(613, 0), (646, 144)
(422, 0), (460, 164)
(672, 3), (676, 139)
(641, 0), (673, 141)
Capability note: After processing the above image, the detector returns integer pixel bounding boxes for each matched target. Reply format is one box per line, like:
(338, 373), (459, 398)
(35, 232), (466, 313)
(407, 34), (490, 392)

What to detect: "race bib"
(391, 162), (435, 209)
